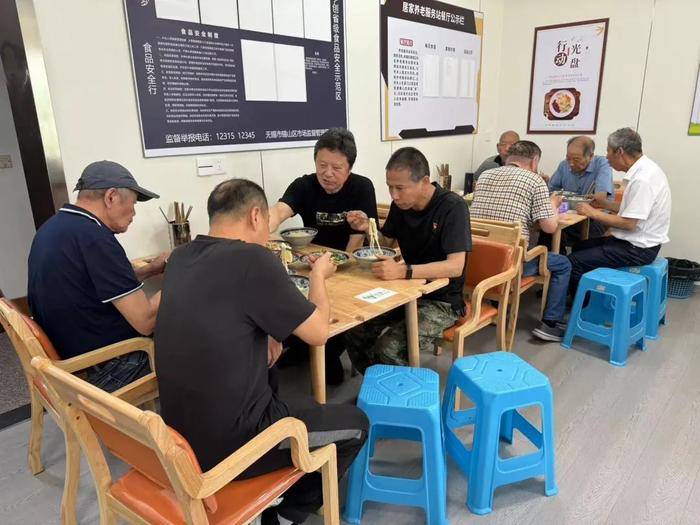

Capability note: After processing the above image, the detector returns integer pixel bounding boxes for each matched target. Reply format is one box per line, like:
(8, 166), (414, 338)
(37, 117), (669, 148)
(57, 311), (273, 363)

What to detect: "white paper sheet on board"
(154, 0), (200, 22)
(440, 56), (459, 98)
(200, 0), (239, 29)
(241, 40), (278, 101)
(275, 44), (307, 102)
(238, 0), (274, 34)
(459, 59), (476, 99)
(422, 54), (440, 97)
(273, 0), (304, 38)
(303, 0), (332, 42)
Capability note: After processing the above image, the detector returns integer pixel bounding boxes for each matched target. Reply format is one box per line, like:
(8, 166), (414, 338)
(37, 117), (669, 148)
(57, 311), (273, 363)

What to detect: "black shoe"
(325, 353), (345, 386)
(260, 507), (280, 525)
(532, 322), (565, 342)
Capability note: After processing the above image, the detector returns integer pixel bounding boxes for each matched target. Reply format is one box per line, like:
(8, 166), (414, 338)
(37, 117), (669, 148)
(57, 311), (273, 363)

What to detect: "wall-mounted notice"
(380, 0), (483, 141)
(124, 0), (347, 157)
(689, 64), (700, 136)
(527, 18), (609, 134)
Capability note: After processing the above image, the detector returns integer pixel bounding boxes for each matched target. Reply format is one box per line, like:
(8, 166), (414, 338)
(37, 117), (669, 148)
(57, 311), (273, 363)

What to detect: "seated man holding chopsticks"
(541, 136), (613, 252)
(345, 147), (471, 372)
(155, 178), (368, 525)
(267, 128), (378, 385)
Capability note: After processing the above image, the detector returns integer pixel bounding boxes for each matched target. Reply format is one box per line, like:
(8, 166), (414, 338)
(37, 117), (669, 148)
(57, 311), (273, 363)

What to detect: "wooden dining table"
(290, 244), (448, 403)
(553, 212), (589, 254)
(132, 245), (448, 404)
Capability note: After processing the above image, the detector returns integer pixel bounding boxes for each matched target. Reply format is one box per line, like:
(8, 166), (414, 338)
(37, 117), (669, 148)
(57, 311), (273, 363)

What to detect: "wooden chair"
(30, 356), (341, 525)
(440, 237), (520, 363)
(471, 218), (551, 349)
(0, 298), (158, 524)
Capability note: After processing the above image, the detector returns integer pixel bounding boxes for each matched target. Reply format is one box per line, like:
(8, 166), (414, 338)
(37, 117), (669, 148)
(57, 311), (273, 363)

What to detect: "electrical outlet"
(196, 157), (225, 177)
(0, 155), (12, 169)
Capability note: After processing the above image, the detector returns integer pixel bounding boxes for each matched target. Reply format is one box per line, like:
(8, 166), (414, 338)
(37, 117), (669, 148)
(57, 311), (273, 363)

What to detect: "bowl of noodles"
(280, 227), (318, 248)
(352, 247), (397, 268)
(548, 89), (576, 118)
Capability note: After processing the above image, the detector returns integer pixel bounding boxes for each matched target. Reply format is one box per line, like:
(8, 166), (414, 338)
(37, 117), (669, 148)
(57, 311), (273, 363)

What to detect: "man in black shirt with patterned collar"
(268, 128), (377, 384)
(346, 147), (472, 372)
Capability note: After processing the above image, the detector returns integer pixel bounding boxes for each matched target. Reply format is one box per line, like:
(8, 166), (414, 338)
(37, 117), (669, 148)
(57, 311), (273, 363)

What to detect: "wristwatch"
(405, 265), (413, 280)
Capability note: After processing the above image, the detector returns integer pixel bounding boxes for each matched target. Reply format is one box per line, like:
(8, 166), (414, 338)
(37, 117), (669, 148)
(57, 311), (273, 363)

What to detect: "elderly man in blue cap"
(28, 160), (166, 391)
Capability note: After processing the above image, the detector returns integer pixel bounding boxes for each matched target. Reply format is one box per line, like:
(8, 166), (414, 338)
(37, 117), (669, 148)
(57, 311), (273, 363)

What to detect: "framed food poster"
(689, 64), (700, 136)
(527, 18), (609, 134)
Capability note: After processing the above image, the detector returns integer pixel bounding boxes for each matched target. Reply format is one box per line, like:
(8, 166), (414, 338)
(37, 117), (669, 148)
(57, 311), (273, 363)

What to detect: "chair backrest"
(471, 218), (522, 248)
(0, 298), (61, 378)
(30, 356), (218, 518)
(465, 237), (517, 294)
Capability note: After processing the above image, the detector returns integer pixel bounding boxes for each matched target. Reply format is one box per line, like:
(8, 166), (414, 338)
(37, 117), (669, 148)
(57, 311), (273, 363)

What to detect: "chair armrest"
(524, 245), (550, 277)
(196, 417), (333, 498)
(111, 372), (158, 404)
(55, 337), (154, 374)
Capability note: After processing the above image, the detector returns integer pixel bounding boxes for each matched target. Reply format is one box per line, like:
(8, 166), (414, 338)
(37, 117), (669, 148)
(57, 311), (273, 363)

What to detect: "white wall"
(31, 0), (504, 258)
(0, 61), (36, 298)
(495, 0), (700, 260)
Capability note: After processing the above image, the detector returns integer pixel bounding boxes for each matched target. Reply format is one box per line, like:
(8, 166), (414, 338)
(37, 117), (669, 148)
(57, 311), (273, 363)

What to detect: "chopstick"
(159, 206), (170, 223)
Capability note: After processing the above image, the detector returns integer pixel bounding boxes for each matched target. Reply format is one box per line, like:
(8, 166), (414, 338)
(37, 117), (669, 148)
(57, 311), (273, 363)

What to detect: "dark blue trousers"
(568, 236), (660, 296)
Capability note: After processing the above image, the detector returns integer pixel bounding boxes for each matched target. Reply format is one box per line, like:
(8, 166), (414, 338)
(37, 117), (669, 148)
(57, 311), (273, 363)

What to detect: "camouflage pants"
(346, 299), (458, 374)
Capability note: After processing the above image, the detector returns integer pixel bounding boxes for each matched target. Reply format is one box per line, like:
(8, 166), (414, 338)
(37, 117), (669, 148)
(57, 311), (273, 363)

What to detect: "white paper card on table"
(273, 0), (304, 38)
(275, 44), (307, 102)
(238, 0), (273, 34)
(303, 0), (332, 42)
(200, 0), (239, 29)
(241, 40), (277, 101)
(355, 288), (398, 304)
(154, 0), (200, 22)
(422, 54), (440, 97)
(440, 56), (459, 98)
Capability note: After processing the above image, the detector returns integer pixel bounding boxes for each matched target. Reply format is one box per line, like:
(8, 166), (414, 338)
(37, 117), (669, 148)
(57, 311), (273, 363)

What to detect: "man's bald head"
(497, 130), (520, 158)
(566, 136), (595, 173)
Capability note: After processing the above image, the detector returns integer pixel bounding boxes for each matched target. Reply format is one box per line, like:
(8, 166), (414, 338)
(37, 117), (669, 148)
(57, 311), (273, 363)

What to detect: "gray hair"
(607, 128), (643, 155)
(567, 136), (595, 157)
(207, 178), (268, 223)
(77, 188), (134, 201)
(505, 140), (542, 163)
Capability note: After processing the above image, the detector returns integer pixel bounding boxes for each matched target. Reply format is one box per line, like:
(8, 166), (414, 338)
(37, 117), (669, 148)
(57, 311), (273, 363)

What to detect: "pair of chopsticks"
(159, 201), (193, 224)
(435, 164), (449, 178)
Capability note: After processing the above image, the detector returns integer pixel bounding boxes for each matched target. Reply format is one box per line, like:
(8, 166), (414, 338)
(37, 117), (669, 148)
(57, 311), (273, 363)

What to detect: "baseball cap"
(73, 160), (160, 202)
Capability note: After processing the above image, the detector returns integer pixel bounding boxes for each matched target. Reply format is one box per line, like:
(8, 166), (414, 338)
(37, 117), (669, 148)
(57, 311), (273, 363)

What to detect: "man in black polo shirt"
(268, 128), (378, 384)
(268, 127), (378, 252)
(28, 161), (166, 392)
(155, 179), (368, 525)
(346, 147), (471, 372)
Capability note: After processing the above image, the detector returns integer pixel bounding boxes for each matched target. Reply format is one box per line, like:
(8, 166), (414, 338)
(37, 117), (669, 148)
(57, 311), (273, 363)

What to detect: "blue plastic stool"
(343, 365), (446, 525)
(562, 268), (647, 366)
(442, 352), (557, 515)
(620, 257), (668, 339)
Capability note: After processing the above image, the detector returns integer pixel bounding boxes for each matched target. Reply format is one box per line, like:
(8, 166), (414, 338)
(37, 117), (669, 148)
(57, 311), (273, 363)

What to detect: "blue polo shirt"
(549, 155), (613, 198)
(27, 204), (142, 359)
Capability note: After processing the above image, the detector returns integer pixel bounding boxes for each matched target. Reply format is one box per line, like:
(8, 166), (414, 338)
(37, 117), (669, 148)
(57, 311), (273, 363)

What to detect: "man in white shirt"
(568, 127), (671, 294)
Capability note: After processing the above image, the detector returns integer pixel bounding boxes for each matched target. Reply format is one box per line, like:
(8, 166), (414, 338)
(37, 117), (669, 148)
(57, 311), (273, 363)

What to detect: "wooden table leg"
(310, 345), (326, 404)
(581, 218), (590, 241)
(551, 227), (563, 255)
(405, 299), (420, 367)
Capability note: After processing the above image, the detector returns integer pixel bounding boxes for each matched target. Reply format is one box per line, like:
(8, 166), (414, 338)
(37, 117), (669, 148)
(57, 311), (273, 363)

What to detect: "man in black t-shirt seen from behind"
(346, 147), (472, 372)
(155, 179), (368, 525)
(268, 128), (378, 384)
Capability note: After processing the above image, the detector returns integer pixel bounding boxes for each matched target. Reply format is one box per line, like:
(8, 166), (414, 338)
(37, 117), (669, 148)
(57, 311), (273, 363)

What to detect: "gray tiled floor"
(1, 292), (699, 524)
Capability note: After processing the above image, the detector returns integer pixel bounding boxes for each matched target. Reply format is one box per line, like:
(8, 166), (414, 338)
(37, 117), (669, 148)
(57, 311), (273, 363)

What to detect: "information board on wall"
(527, 19), (608, 134)
(124, 0), (347, 157)
(380, 0), (483, 141)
